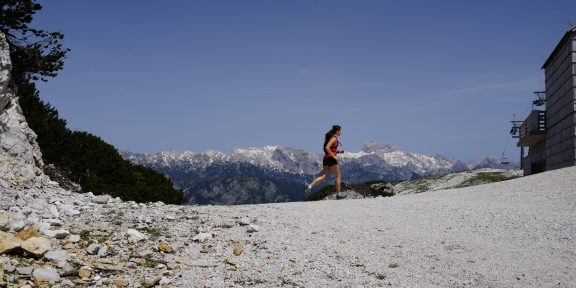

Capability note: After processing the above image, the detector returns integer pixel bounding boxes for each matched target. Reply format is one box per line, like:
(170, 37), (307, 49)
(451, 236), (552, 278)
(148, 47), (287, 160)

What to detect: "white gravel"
(2, 166), (574, 287)
(181, 166), (576, 287)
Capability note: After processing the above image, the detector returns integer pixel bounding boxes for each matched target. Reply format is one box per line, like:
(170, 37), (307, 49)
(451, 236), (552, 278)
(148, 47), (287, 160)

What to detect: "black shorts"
(323, 157), (338, 167)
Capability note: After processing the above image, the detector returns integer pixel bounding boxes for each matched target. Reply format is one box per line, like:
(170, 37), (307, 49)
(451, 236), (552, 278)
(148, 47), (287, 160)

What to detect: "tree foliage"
(0, 0), (69, 82)
(1, 1), (186, 204)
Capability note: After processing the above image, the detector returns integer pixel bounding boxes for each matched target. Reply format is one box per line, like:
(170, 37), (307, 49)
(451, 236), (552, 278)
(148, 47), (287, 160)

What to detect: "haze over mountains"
(122, 141), (517, 205)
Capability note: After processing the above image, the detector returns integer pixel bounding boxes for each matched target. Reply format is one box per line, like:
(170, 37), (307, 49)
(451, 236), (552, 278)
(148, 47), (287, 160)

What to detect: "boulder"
(44, 249), (70, 264)
(32, 267), (60, 283)
(0, 231), (22, 254)
(91, 195), (110, 204)
(41, 229), (70, 239)
(126, 229), (147, 242)
(21, 237), (52, 257)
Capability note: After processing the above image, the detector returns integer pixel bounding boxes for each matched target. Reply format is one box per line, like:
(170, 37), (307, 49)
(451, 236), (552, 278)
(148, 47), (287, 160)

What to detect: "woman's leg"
(330, 165), (341, 192)
(310, 166), (330, 187)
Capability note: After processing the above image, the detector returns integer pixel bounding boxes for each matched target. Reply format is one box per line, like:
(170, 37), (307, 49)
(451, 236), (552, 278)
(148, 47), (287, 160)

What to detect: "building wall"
(524, 141), (546, 175)
(544, 32), (576, 171)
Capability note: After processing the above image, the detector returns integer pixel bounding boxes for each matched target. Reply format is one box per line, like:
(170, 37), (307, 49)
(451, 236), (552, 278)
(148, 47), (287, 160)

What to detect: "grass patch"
(213, 223), (233, 229)
(454, 172), (520, 188)
(142, 253), (157, 268)
(135, 226), (161, 238)
(244, 278), (268, 285)
(79, 230), (96, 247)
(305, 180), (395, 201)
(414, 183), (430, 193)
(107, 246), (119, 257)
(279, 277), (299, 286)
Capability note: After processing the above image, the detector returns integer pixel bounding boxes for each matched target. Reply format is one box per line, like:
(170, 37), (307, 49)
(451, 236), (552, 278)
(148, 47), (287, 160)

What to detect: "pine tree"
(1, 1), (186, 204)
(0, 0), (69, 82)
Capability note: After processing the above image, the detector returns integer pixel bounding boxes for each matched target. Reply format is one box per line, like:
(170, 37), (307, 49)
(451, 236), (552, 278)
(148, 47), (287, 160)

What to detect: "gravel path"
(182, 167), (576, 287)
(2, 167), (574, 287)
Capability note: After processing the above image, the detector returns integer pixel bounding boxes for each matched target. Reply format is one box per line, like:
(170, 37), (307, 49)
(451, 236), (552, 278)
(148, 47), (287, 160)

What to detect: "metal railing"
(517, 110), (546, 146)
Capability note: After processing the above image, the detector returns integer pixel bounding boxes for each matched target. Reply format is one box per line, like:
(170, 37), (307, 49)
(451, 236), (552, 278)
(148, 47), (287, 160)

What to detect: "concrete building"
(517, 27), (576, 175)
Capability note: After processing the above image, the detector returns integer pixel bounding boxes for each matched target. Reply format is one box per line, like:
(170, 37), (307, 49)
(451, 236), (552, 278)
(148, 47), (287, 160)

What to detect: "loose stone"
(247, 224), (259, 233)
(192, 233), (212, 242)
(159, 242), (174, 253)
(0, 231), (22, 254)
(16, 266), (33, 275)
(21, 237), (52, 257)
(32, 267), (60, 283)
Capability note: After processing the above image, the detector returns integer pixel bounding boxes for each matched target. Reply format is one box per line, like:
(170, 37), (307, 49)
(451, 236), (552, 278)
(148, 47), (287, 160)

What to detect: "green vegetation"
(454, 172), (521, 188)
(395, 173), (452, 193)
(135, 226), (162, 238)
(1, 1), (185, 204)
(305, 180), (395, 201)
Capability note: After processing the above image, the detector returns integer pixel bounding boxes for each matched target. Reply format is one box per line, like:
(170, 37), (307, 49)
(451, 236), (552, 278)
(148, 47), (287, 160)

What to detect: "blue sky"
(33, 0), (576, 161)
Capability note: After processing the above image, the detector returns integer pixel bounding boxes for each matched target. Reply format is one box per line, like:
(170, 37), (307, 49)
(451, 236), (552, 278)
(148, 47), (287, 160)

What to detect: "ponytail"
(323, 125), (341, 148)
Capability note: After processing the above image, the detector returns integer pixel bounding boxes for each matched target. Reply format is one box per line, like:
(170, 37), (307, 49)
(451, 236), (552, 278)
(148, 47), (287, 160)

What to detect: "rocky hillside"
(305, 168), (523, 201)
(0, 32), (49, 190)
(391, 168), (524, 195)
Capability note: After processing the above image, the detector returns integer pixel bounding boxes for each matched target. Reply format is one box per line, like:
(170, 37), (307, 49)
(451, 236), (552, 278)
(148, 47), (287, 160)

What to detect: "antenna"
(568, 19), (575, 29)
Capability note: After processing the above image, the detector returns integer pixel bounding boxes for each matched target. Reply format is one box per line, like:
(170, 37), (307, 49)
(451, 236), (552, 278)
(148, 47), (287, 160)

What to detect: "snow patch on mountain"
(122, 141), (473, 179)
(230, 146), (282, 169)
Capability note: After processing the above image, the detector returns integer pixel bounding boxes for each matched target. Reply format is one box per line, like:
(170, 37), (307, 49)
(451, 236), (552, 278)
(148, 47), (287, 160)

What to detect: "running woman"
(305, 125), (344, 195)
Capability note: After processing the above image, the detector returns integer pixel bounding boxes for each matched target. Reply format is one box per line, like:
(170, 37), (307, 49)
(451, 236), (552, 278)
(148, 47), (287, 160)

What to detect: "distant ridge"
(122, 142), (516, 205)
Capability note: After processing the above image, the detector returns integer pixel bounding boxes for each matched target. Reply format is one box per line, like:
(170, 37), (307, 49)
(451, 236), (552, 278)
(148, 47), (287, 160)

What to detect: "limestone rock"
(32, 267), (60, 283)
(16, 266), (33, 275)
(43, 218), (64, 227)
(86, 243), (100, 255)
(44, 249), (70, 264)
(48, 205), (59, 218)
(15, 227), (41, 240)
(9, 217), (26, 232)
(165, 215), (176, 221)
(133, 258), (147, 266)
(91, 195), (110, 204)
(224, 257), (237, 267)
(78, 266), (92, 278)
(97, 245), (108, 257)
(247, 224), (259, 233)
(233, 245), (244, 256)
(41, 229), (70, 239)
(21, 237), (52, 257)
(0, 213), (9, 231)
(159, 242), (174, 253)
(126, 228), (147, 242)
(159, 277), (171, 285)
(69, 234), (81, 243)
(192, 233), (212, 243)
(0, 231), (22, 254)
(103, 279), (128, 287)
(145, 276), (162, 287)
(0, 31), (47, 189)
(239, 218), (251, 226)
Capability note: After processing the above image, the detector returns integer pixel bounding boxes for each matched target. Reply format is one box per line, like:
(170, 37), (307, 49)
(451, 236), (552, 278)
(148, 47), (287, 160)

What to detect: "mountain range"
(121, 140), (517, 205)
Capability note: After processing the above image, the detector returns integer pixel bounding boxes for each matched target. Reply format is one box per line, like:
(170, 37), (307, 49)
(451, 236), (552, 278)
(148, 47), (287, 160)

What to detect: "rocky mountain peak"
(362, 140), (397, 153)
